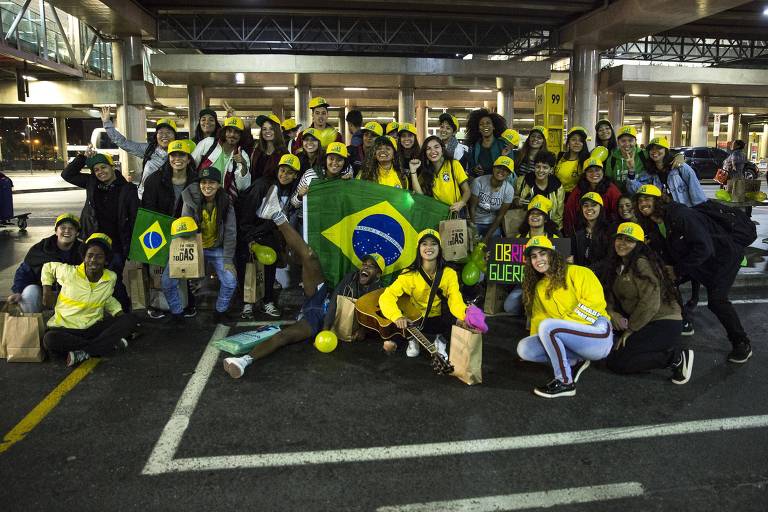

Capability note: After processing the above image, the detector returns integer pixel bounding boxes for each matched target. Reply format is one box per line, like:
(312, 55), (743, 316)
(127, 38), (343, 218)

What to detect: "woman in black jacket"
(142, 140), (199, 217)
(61, 148), (138, 312)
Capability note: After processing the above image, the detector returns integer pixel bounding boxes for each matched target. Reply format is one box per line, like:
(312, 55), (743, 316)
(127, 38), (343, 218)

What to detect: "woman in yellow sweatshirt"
(379, 229), (468, 358)
(516, 236), (612, 398)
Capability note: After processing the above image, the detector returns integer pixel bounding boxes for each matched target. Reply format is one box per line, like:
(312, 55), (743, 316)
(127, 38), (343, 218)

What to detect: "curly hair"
(522, 248), (568, 313)
(465, 108), (507, 148)
(600, 241), (678, 306)
(360, 139), (406, 187)
(417, 135), (453, 197)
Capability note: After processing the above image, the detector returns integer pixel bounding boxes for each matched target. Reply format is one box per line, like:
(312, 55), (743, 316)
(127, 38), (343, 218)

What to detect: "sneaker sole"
(262, 311), (281, 317)
(223, 360), (244, 379)
(573, 360), (591, 383)
(533, 388), (576, 398)
(728, 350), (753, 364)
(671, 351), (694, 385)
(681, 330), (695, 337)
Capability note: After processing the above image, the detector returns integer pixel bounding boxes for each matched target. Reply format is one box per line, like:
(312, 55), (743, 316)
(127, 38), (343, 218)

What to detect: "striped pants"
(517, 316), (612, 384)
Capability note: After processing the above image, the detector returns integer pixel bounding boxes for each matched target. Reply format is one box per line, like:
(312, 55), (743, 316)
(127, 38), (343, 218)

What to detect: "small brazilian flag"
(306, 179), (449, 286)
(128, 208), (174, 265)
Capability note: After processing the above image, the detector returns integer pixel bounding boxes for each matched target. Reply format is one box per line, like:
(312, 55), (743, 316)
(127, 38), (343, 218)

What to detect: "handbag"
(449, 324), (483, 385)
(2, 303), (45, 363)
(439, 213), (470, 262)
(714, 168), (728, 186)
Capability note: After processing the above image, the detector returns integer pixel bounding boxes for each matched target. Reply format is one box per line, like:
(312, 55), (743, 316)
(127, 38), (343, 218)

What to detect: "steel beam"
(5, 0), (33, 42)
(49, 3), (76, 66)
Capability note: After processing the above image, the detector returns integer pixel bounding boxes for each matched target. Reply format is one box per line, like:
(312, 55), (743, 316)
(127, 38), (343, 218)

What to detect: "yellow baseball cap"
(493, 155), (515, 174)
(375, 135), (398, 151)
(85, 232), (113, 251)
(648, 136), (670, 150)
(223, 116), (245, 131)
(527, 195), (553, 215)
(362, 253), (386, 272)
(362, 121), (384, 137)
(635, 184), (662, 198)
(417, 228), (441, 244)
(308, 97), (330, 109)
(584, 157), (604, 170)
(530, 125), (548, 139)
(398, 122), (417, 136)
(617, 125), (638, 139)
(281, 118), (301, 132)
(524, 235), (555, 255)
(567, 125), (589, 138)
(615, 222), (645, 243)
(171, 216), (198, 238)
(326, 142), (349, 159)
(386, 121), (399, 134)
(55, 213), (80, 230)
(580, 191), (604, 206)
(167, 139), (196, 155)
(256, 113), (281, 127)
(302, 127), (321, 141)
(501, 129), (521, 147)
(278, 153), (301, 171)
(85, 153), (114, 168)
(156, 118), (177, 132)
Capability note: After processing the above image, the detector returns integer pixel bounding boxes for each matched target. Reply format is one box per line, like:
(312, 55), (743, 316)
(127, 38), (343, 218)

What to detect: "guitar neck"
(406, 326), (437, 355)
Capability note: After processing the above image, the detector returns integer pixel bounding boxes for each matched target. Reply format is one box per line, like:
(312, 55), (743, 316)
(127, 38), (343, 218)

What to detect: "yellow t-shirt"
(376, 166), (407, 189)
(431, 160), (468, 206)
(201, 206), (217, 248)
(555, 158), (582, 192)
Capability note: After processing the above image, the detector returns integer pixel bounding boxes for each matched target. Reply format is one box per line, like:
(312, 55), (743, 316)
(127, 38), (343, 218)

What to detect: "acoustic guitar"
(355, 289), (454, 375)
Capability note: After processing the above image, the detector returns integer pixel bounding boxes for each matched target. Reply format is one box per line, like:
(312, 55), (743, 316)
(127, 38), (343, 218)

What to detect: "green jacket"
(604, 147), (651, 186)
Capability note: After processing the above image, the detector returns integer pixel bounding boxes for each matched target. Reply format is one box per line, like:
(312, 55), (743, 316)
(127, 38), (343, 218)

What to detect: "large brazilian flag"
(128, 208), (174, 265)
(306, 179), (450, 286)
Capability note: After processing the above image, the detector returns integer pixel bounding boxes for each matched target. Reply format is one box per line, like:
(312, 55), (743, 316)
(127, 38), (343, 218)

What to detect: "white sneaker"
(435, 335), (448, 359)
(257, 185), (287, 225)
(223, 355), (252, 379)
(406, 339), (420, 357)
(241, 303), (254, 319)
(261, 301), (281, 317)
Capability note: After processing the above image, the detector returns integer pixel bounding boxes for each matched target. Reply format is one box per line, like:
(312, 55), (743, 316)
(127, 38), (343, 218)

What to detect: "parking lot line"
(375, 482), (646, 512)
(0, 357), (100, 455)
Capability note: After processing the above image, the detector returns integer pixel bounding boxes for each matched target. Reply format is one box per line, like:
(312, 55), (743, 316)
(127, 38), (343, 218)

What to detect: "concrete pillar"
(740, 119), (751, 142)
(294, 80), (311, 130)
(568, 45), (600, 130)
(726, 111), (740, 143)
(416, 100), (427, 142)
(641, 116), (652, 146)
(187, 85), (204, 133)
(606, 91), (624, 130)
(53, 117), (67, 161)
(761, 124), (768, 160)
(337, 108), (345, 139)
(112, 36), (146, 181)
(684, 121), (692, 147)
(343, 99), (353, 146)
(671, 105), (683, 147)
(272, 97), (285, 121)
(398, 86), (415, 124)
(496, 88), (514, 127)
(691, 96), (709, 147)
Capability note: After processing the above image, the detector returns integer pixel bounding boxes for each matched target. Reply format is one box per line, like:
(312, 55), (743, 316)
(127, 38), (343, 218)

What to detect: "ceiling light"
(144, 106), (153, 110)
(670, 95), (691, 98)
(263, 86), (289, 90)
(741, 113), (756, 116)
(469, 89), (493, 93)
(235, 73), (245, 85)
(628, 93), (650, 97)
(344, 87), (368, 91)
(518, 118), (535, 122)
(22, 75), (37, 81)
(763, 7), (768, 16)
(598, 110), (608, 113)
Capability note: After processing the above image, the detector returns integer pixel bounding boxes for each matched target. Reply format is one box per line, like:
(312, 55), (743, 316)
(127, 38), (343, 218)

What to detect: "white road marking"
(375, 482), (645, 512)
(235, 320), (296, 327)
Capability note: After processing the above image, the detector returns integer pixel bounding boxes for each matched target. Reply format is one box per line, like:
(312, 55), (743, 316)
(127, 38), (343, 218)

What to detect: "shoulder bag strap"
(418, 266), (445, 330)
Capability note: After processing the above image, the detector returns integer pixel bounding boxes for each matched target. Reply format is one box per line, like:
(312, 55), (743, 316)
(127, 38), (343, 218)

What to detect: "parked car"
(672, 146), (729, 180)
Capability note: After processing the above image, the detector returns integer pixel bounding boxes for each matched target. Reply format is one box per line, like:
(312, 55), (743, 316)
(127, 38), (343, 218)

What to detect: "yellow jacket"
(529, 264), (608, 335)
(380, 267), (467, 322)
(41, 262), (122, 329)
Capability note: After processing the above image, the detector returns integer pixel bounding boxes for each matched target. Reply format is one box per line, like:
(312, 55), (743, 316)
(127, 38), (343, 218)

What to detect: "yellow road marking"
(0, 357), (100, 454)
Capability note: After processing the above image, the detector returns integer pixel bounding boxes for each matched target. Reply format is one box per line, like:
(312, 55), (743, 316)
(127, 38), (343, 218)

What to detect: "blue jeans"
(476, 222), (501, 239)
(162, 247), (236, 314)
(517, 316), (612, 384)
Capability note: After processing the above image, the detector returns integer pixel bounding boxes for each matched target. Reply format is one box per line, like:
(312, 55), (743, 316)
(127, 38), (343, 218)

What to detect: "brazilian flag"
(306, 180), (450, 286)
(128, 208), (174, 265)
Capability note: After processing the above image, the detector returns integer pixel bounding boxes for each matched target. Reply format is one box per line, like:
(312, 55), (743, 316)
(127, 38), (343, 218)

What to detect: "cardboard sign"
(169, 234), (205, 279)
(487, 237), (570, 284)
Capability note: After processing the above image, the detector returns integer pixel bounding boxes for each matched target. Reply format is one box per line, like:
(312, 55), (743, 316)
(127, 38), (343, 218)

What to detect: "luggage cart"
(0, 172), (31, 231)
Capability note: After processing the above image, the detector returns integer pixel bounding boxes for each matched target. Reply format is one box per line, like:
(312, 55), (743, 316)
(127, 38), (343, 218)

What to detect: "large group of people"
(6, 101), (755, 399)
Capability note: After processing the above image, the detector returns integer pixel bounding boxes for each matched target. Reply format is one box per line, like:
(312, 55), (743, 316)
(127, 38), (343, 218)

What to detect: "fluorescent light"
(145, 106), (153, 110)
(344, 87), (368, 91)
(670, 95), (691, 98)
(598, 110), (608, 113)
(742, 113), (756, 116)
(628, 93), (650, 97)
(469, 89), (493, 93)
(4, 116), (19, 119)
(518, 118), (535, 122)
(22, 75), (37, 81)
(763, 7), (768, 15)
(263, 86), (289, 90)
(235, 73), (245, 84)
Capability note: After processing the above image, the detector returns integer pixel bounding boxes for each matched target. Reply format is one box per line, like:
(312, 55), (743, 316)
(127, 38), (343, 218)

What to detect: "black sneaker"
(681, 320), (694, 336)
(147, 309), (166, 319)
(66, 350), (90, 367)
(533, 379), (576, 398)
(728, 342), (753, 364)
(670, 349), (694, 385)
(572, 359), (591, 383)
(183, 306), (197, 318)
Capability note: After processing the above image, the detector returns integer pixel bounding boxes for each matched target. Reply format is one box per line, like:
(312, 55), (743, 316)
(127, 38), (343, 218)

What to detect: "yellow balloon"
(591, 146), (609, 162)
(256, 246), (277, 265)
(314, 330), (338, 353)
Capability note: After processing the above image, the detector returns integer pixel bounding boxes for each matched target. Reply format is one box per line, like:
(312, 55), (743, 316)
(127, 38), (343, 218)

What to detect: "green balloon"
(461, 262), (481, 286)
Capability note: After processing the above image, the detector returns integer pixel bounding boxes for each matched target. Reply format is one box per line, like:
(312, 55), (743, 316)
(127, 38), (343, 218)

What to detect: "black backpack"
(694, 200), (756, 247)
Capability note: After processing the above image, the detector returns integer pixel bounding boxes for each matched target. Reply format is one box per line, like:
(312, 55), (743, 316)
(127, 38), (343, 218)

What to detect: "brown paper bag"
(126, 266), (149, 310)
(169, 234), (205, 279)
(3, 305), (45, 363)
(243, 260), (265, 304)
(503, 208), (528, 237)
(148, 265), (164, 289)
(332, 295), (358, 342)
(439, 216), (470, 262)
(0, 310), (7, 359)
(483, 282), (507, 315)
(449, 325), (482, 385)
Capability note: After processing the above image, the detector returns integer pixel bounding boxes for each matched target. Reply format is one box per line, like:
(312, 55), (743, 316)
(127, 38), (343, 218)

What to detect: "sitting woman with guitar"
(377, 229), (485, 362)
(516, 236), (612, 398)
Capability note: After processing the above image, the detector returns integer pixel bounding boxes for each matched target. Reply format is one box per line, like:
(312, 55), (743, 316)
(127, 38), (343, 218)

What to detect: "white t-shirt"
(471, 175), (514, 225)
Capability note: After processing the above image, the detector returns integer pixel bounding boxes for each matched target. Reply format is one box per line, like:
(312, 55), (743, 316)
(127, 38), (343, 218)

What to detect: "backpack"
(693, 200), (756, 247)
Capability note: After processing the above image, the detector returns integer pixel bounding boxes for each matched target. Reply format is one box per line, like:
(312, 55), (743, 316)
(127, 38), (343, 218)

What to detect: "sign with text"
(488, 237), (571, 284)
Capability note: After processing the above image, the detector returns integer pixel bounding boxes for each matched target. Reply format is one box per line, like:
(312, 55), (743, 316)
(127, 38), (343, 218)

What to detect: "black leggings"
(606, 319), (681, 374)
(43, 313), (137, 358)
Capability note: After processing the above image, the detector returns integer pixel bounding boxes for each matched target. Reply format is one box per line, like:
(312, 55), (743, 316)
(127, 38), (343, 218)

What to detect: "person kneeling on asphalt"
(600, 222), (693, 384)
(41, 233), (138, 367)
(222, 188), (384, 379)
(8, 214), (83, 313)
(164, 167), (237, 324)
(516, 236), (613, 398)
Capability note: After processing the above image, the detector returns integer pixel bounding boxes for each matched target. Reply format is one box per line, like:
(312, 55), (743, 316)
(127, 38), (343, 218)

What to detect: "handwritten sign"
(488, 238), (571, 284)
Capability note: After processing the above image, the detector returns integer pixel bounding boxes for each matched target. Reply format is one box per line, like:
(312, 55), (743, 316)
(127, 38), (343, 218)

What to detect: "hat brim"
(156, 123), (177, 133)
(613, 232), (644, 242)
